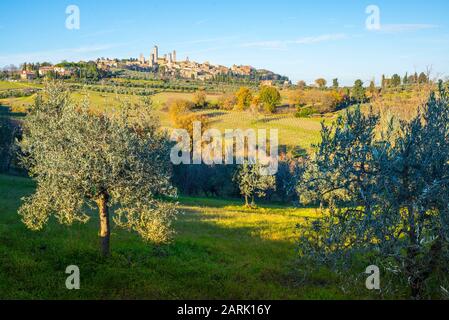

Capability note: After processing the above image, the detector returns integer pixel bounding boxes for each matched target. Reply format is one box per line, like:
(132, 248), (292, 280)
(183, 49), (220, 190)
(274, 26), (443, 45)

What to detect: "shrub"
(235, 87), (253, 111)
(295, 106), (317, 118)
(288, 89), (304, 107)
(217, 93), (237, 110)
(258, 86), (281, 113)
(298, 89), (347, 114)
(167, 99), (208, 137)
(167, 99), (194, 123)
(192, 90), (207, 108)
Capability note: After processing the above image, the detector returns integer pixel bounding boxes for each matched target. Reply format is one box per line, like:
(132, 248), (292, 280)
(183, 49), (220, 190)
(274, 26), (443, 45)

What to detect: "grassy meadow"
(1, 81), (433, 300)
(0, 83), (339, 299)
(0, 87), (329, 151)
(0, 80), (41, 91)
(0, 174), (387, 300)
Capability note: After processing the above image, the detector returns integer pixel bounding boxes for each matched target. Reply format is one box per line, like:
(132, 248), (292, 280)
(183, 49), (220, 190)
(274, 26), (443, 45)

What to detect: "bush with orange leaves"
(290, 89), (348, 113)
(168, 99), (209, 137)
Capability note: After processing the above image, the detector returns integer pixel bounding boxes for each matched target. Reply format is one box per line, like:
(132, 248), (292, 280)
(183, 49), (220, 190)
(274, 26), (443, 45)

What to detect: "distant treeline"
(0, 88), (39, 99)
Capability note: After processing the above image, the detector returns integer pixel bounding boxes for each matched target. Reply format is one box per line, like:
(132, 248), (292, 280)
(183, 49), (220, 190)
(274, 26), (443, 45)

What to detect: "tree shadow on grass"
(0, 174), (337, 299)
(0, 105), (26, 118)
(0, 193), (313, 299)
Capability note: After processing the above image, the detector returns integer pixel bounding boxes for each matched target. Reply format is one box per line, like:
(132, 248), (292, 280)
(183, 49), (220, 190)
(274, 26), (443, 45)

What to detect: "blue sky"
(0, 0), (448, 85)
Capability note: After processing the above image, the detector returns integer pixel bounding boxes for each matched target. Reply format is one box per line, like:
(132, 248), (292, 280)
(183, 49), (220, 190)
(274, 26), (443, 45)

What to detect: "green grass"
(0, 81), (41, 91)
(0, 88), (327, 151)
(71, 91), (142, 110)
(152, 91), (221, 107)
(0, 95), (36, 114)
(0, 174), (381, 300)
(158, 108), (330, 151)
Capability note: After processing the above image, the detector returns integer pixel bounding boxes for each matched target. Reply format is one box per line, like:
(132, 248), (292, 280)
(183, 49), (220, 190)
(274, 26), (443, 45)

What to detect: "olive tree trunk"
(96, 192), (110, 257)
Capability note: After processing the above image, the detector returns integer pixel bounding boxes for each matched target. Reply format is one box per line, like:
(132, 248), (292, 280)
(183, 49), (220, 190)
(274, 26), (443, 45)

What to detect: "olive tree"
(297, 84), (449, 299)
(18, 82), (178, 256)
(235, 161), (276, 207)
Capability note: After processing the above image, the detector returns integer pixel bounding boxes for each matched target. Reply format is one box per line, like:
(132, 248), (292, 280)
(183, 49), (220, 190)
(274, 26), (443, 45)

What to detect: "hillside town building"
(100, 44), (262, 81)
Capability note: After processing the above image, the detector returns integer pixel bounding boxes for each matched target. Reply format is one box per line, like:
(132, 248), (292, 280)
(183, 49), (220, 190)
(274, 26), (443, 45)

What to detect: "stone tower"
(153, 45), (159, 61)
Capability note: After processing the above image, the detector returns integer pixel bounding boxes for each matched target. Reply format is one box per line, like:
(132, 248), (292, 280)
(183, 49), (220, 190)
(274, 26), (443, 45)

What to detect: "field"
(0, 80), (41, 91)
(0, 174), (385, 300)
(0, 84), (329, 299)
(1, 80), (443, 300)
(180, 110), (327, 151)
(0, 87), (329, 151)
(0, 83), (345, 299)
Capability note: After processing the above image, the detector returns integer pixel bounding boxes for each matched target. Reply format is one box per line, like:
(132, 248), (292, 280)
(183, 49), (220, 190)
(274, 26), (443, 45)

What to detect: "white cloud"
(293, 33), (348, 44)
(195, 19), (210, 26)
(241, 33), (348, 49)
(81, 29), (116, 38)
(172, 36), (240, 46)
(241, 40), (286, 50)
(377, 24), (438, 33)
(0, 43), (124, 66)
(182, 45), (231, 56)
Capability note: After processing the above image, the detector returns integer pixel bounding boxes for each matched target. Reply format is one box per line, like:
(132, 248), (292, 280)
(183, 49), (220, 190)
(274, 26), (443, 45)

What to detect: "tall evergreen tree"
(352, 79), (366, 103)
(332, 78), (339, 89)
(391, 74), (401, 87)
(403, 72), (409, 85)
(418, 72), (429, 84)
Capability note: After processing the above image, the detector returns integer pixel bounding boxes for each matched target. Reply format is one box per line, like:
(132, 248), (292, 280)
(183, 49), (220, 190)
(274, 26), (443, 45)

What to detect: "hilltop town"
(16, 45), (289, 85)
(98, 45), (289, 84)
(17, 46), (290, 85)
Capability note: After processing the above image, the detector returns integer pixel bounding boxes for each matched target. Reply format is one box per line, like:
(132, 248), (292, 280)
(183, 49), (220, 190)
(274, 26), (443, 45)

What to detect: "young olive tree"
(235, 161), (276, 207)
(297, 84), (449, 299)
(18, 82), (178, 256)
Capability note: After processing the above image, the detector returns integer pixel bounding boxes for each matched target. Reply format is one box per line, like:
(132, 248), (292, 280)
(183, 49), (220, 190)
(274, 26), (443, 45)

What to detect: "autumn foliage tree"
(168, 98), (208, 137)
(288, 89), (304, 107)
(217, 93), (237, 110)
(192, 90), (207, 108)
(19, 82), (178, 256)
(258, 86), (281, 113)
(297, 80), (306, 89)
(296, 89), (347, 114)
(315, 78), (327, 89)
(235, 87), (253, 111)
